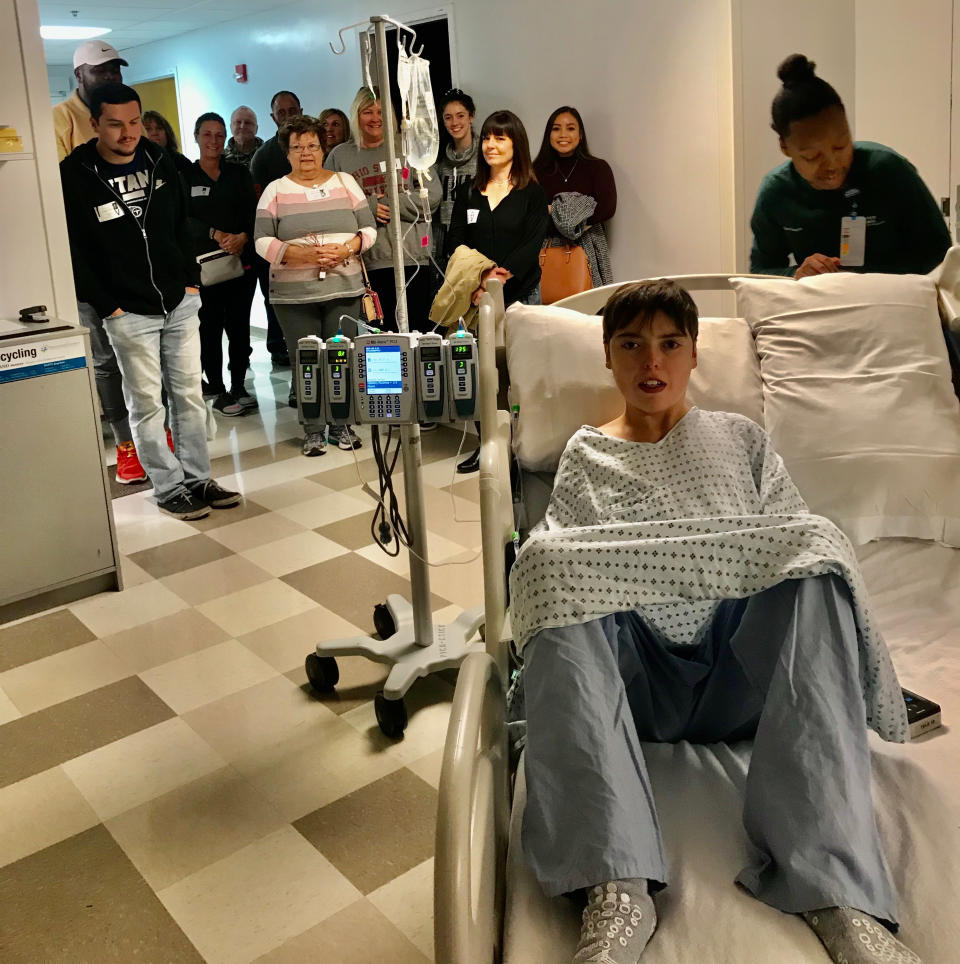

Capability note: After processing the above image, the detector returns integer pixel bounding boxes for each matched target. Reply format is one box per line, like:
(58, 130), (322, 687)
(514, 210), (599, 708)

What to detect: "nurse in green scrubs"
(750, 54), (951, 278)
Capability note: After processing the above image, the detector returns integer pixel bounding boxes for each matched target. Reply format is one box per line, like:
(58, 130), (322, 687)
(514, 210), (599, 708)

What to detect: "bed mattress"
(503, 538), (960, 964)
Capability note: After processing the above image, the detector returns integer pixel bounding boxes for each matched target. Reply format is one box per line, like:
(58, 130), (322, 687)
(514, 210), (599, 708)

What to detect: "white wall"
(732, 0), (855, 269)
(123, 0), (737, 283)
(47, 64), (73, 104)
(855, 0), (952, 206)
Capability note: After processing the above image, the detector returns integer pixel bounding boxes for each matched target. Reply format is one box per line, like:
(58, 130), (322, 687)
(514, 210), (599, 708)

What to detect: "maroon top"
(534, 154), (617, 224)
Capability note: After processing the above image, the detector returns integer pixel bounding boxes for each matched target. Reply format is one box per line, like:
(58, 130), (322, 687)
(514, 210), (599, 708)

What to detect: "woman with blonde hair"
(324, 87), (440, 332)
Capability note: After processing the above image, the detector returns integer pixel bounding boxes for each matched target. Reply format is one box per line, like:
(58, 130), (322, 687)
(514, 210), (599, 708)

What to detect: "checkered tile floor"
(0, 332), (483, 963)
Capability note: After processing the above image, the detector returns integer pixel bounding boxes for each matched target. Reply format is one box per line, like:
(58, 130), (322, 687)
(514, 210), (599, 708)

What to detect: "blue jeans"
(521, 575), (898, 926)
(103, 292), (211, 501)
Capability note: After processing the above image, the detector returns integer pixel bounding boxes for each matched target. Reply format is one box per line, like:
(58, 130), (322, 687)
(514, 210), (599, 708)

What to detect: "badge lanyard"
(840, 187), (865, 267)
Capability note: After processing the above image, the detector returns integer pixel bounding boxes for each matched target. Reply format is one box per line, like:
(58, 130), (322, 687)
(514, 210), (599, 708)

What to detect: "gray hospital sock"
(803, 907), (922, 964)
(573, 879), (656, 964)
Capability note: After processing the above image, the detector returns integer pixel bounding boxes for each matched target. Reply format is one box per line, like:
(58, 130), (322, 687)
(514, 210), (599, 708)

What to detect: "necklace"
(557, 156), (580, 183)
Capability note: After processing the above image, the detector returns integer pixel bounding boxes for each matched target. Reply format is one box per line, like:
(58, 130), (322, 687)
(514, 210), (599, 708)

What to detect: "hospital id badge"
(306, 186), (327, 201)
(839, 216), (865, 267)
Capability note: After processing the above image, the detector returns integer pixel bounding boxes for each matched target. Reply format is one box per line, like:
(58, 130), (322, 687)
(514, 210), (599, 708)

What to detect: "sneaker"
(158, 490), (210, 520)
(456, 447), (480, 474)
(187, 479), (242, 508)
(329, 424), (362, 450)
(213, 392), (245, 417)
(165, 427), (175, 453)
(303, 431), (327, 457)
(420, 421), (438, 431)
(232, 388), (259, 410)
(288, 388), (298, 408)
(201, 380), (224, 400)
(574, 880), (657, 964)
(115, 441), (148, 484)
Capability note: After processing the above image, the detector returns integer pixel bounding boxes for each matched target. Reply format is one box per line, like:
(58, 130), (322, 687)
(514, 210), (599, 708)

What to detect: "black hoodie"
(59, 137), (200, 319)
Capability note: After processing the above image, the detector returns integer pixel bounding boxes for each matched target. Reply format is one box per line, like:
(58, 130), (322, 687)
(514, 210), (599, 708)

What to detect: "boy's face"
(604, 311), (697, 417)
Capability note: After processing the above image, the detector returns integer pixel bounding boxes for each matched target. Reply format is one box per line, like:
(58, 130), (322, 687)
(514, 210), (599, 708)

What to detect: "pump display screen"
(365, 345), (403, 395)
(452, 344), (473, 358)
(328, 348), (348, 364)
(299, 350), (319, 363)
(420, 346), (442, 361)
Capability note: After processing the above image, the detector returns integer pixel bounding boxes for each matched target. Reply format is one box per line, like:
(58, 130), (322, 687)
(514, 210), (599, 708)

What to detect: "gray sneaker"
(574, 880), (657, 964)
(213, 392), (244, 417)
(303, 431), (327, 457)
(232, 389), (259, 410)
(329, 424), (362, 450)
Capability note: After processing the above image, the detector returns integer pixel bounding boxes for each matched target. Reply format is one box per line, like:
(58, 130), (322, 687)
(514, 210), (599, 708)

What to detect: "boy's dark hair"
(271, 89), (301, 112)
(89, 82), (141, 121)
(770, 54), (844, 139)
(193, 112), (225, 137)
(475, 110), (535, 191)
(602, 279), (699, 343)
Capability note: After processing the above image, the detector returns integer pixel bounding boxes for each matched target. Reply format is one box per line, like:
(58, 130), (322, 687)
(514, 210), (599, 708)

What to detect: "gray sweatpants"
(521, 574), (898, 926)
(274, 297), (361, 434)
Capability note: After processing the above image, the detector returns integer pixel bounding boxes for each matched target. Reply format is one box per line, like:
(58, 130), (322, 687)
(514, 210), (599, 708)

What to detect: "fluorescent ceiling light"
(40, 25), (111, 40)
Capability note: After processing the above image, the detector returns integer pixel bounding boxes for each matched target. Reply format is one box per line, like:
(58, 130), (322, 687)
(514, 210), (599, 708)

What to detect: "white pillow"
(504, 303), (764, 472)
(732, 273), (960, 546)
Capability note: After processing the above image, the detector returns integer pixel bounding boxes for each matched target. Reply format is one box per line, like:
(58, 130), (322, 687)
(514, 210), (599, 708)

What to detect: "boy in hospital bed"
(508, 280), (921, 964)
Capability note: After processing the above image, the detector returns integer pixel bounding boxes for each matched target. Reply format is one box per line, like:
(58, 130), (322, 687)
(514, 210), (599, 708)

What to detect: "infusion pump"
(296, 330), (477, 426)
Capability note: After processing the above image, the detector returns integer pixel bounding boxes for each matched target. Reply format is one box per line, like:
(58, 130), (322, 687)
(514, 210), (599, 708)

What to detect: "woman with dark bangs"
(446, 109), (549, 308)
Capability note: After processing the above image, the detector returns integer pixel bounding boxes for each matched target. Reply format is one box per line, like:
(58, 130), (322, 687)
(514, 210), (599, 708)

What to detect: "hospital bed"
(435, 271), (960, 964)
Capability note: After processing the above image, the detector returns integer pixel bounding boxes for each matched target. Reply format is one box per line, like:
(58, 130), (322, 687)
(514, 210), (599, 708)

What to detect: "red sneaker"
(116, 441), (148, 484)
(165, 427), (175, 453)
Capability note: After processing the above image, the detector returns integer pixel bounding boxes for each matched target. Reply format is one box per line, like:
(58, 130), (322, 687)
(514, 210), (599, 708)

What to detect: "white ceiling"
(38, 0), (297, 65)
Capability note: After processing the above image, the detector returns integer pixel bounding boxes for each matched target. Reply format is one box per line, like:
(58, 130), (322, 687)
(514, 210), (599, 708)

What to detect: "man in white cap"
(53, 40), (128, 162)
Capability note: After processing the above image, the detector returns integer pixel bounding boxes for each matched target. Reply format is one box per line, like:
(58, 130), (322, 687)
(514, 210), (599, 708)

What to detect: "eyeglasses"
(289, 144), (322, 154)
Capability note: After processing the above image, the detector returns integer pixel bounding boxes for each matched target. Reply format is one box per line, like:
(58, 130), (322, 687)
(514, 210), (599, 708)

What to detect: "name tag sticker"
(467, 208), (480, 224)
(191, 185), (211, 197)
(306, 186), (327, 201)
(840, 216), (866, 267)
(94, 201), (124, 222)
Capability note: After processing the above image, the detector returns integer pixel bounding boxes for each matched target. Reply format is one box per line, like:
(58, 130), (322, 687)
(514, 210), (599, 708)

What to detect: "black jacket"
(182, 158), (257, 265)
(59, 137), (200, 319)
(446, 180), (549, 303)
(250, 134), (291, 196)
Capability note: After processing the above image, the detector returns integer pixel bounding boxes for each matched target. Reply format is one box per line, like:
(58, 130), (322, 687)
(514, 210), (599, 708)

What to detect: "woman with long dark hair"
(434, 88), (479, 268)
(751, 54), (950, 278)
(142, 109), (192, 177)
(533, 105), (617, 289)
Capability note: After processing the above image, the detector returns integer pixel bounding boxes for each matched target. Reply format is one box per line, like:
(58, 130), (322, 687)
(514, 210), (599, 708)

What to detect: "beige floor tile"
(205, 512), (307, 553)
(239, 606), (364, 674)
(181, 674), (340, 762)
(0, 686), (19, 724)
(339, 675), (454, 767)
(314, 510), (382, 551)
(406, 749), (444, 790)
(197, 579), (317, 637)
(419, 485), (482, 548)
(285, 652), (389, 716)
(0, 766), (99, 869)
(240, 477), (331, 510)
(184, 497), (271, 534)
(229, 716), (408, 823)
(118, 554), (155, 587)
(69, 580), (189, 638)
(294, 768), (437, 894)
(239, 530), (349, 577)
(416, 550), (486, 611)
(105, 766), (286, 891)
(0, 608), (95, 673)
(128, 532), (236, 579)
(442, 477), (482, 505)
(306, 461), (391, 492)
(253, 898), (430, 964)
(218, 453), (345, 493)
(274, 490), (373, 529)
(160, 554), (274, 606)
(100, 608), (231, 674)
(354, 530), (473, 577)
(0, 825), (204, 963)
(367, 857), (436, 961)
(158, 826), (361, 964)
(0, 639), (130, 715)
(0, 677), (175, 790)
(63, 717), (225, 821)
(139, 640), (279, 715)
(115, 514), (198, 555)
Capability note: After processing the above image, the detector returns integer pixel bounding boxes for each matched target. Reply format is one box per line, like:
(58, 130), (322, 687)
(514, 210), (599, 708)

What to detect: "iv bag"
(398, 50), (439, 173)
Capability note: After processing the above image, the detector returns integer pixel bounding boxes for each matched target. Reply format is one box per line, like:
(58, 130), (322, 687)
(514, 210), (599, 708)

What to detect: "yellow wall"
(133, 77), (182, 151)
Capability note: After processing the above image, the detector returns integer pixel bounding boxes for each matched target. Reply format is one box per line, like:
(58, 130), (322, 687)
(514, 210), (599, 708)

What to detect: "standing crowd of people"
(53, 41), (950, 512)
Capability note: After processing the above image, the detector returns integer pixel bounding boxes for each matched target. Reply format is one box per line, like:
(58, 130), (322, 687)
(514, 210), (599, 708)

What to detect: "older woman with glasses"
(255, 115), (377, 456)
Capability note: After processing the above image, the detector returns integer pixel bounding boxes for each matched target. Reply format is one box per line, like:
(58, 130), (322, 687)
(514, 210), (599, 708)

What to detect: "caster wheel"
(305, 653), (339, 692)
(375, 690), (407, 738)
(373, 603), (396, 639)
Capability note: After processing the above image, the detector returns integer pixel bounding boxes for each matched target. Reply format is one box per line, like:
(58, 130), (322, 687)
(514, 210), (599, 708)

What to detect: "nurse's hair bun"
(777, 54), (817, 87)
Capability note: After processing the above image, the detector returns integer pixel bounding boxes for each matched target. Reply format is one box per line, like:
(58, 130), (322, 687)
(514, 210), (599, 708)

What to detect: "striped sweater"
(254, 172), (377, 305)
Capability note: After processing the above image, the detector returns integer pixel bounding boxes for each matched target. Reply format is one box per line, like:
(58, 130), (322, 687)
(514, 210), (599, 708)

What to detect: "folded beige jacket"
(429, 244), (495, 331)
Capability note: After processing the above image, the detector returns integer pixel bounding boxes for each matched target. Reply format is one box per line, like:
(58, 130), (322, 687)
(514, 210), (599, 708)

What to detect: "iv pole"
(308, 14), (485, 738)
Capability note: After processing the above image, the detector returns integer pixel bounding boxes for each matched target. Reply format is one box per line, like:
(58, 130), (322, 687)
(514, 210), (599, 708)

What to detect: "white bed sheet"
(503, 539), (960, 964)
